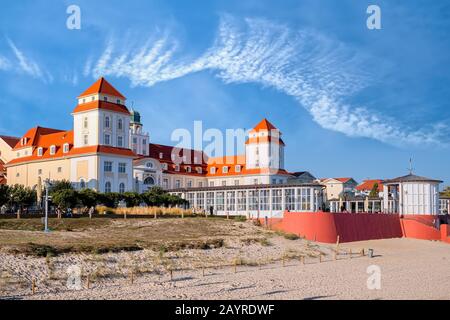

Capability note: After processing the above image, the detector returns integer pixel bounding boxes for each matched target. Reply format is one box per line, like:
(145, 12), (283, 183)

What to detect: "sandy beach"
(1, 223), (449, 300)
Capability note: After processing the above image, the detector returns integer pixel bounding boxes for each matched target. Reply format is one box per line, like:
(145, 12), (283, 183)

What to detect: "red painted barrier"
(261, 211), (449, 244)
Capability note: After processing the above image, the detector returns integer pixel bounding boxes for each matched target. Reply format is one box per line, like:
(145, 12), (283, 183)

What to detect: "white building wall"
(98, 155), (133, 193)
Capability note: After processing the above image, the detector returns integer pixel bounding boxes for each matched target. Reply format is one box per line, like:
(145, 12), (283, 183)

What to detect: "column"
(382, 185), (389, 213)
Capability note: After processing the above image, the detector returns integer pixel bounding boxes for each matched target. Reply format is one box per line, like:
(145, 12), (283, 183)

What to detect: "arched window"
(144, 177), (155, 185)
(118, 119), (123, 130)
(80, 179), (86, 189)
(83, 117), (88, 129)
(119, 183), (125, 193)
(105, 116), (110, 128)
(105, 181), (111, 193)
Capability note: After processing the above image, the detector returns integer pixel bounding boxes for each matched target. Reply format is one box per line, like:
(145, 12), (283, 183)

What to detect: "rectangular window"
(187, 180), (192, 188)
(143, 139), (146, 145)
(210, 167), (216, 174)
(50, 145), (56, 155)
(235, 165), (241, 173)
(133, 137), (137, 144)
(118, 163), (126, 173)
(57, 167), (62, 173)
(63, 144), (69, 153)
(209, 181), (214, 187)
(38, 169), (42, 175)
(83, 117), (88, 129)
(104, 161), (112, 172)
(163, 179), (169, 189)
(222, 180), (226, 186)
(83, 135), (89, 146)
(117, 136), (123, 147)
(175, 180), (181, 188)
(222, 166), (228, 173)
(37, 148), (43, 157)
(104, 134), (111, 145)
(216, 192), (224, 211)
(234, 180), (239, 186)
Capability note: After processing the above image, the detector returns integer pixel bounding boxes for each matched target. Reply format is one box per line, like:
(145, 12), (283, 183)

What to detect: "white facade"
(382, 174), (442, 215)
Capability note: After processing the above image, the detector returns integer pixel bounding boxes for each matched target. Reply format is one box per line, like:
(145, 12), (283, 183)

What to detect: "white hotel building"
(1, 78), (323, 217)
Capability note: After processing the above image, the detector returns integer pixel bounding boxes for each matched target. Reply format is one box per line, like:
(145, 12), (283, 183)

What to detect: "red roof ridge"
(78, 77), (126, 99)
(251, 118), (278, 132)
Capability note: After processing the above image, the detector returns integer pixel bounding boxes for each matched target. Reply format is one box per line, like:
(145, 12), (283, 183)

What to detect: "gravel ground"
(1, 237), (449, 300)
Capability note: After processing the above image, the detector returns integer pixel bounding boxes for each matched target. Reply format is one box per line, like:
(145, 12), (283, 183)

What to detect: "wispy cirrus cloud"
(5, 38), (52, 83)
(85, 15), (449, 147)
(0, 55), (10, 71)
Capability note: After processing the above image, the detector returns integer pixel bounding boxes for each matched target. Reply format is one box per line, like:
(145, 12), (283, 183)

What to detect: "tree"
(141, 187), (166, 207)
(9, 184), (37, 214)
(442, 186), (450, 198)
(51, 189), (79, 213)
(122, 192), (141, 207)
(369, 183), (379, 198)
(78, 189), (99, 211)
(0, 185), (9, 207)
(99, 192), (121, 208)
(49, 180), (73, 196)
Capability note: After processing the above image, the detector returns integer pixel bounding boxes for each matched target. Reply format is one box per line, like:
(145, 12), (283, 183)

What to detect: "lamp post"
(44, 179), (51, 233)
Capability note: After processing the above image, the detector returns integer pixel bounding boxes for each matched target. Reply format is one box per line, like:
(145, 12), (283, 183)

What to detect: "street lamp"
(44, 179), (51, 233)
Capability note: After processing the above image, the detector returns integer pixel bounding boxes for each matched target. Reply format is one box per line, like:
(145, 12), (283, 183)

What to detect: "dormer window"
(222, 166), (229, 173)
(116, 99), (121, 104)
(196, 167), (202, 174)
(104, 96), (108, 102)
(159, 153), (163, 159)
(50, 145), (56, 155)
(162, 163), (168, 170)
(91, 96), (95, 101)
(210, 167), (216, 174)
(63, 143), (69, 154)
(186, 166), (192, 173)
(235, 165), (241, 173)
(37, 147), (43, 157)
(175, 165), (180, 172)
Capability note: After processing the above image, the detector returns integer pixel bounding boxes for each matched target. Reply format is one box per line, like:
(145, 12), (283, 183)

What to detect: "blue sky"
(0, 0), (449, 186)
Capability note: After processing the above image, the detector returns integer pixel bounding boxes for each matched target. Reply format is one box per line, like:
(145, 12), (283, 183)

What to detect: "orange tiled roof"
(72, 100), (130, 115)
(206, 155), (291, 177)
(6, 127), (136, 166)
(250, 118), (278, 132)
(78, 77), (125, 99)
(137, 143), (208, 177)
(356, 179), (383, 192)
(334, 177), (352, 183)
(246, 118), (284, 145)
(13, 127), (64, 150)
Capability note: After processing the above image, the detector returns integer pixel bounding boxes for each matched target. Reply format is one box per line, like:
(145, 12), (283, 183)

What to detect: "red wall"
(262, 211), (449, 244)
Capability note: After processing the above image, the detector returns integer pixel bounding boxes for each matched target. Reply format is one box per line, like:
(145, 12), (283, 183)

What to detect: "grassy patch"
(0, 218), (112, 232)
(0, 217), (260, 257)
(275, 230), (300, 240)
